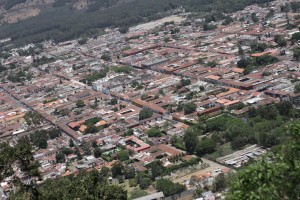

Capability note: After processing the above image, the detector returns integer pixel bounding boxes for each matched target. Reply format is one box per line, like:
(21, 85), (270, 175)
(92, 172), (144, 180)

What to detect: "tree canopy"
(227, 122), (300, 200)
(10, 170), (127, 200)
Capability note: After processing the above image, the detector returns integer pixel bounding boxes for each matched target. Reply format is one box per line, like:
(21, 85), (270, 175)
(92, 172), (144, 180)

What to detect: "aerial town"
(0, 0), (300, 199)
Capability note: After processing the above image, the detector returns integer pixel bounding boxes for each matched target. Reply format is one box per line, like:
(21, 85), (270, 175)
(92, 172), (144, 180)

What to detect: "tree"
(212, 173), (227, 192)
(30, 130), (48, 149)
(116, 150), (129, 161)
(76, 100), (85, 108)
(85, 125), (98, 134)
(94, 148), (102, 158)
(10, 170), (127, 200)
(69, 139), (75, 147)
(184, 127), (200, 154)
(293, 47), (300, 61)
(290, 2), (300, 13)
(109, 98), (118, 105)
(295, 83), (300, 94)
(291, 32), (300, 43)
(148, 161), (164, 179)
(227, 123), (300, 200)
(251, 13), (259, 23)
(183, 102), (197, 115)
(99, 166), (110, 178)
(156, 179), (186, 197)
(124, 167), (136, 179)
(195, 138), (216, 157)
(139, 178), (152, 189)
(111, 162), (124, 178)
(147, 127), (162, 137)
(124, 129), (134, 136)
(55, 152), (65, 163)
(61, 147), (73, 155)
(139, 108), (153, 120)
(48, 128), (61, 139)
(274, 35), (287, 47)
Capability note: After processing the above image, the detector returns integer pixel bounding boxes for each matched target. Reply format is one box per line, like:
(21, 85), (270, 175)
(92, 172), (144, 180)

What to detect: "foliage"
(295, 83), (300, 93)
(156, 179), (186, 197)
(139, 177), (152, 189)
(55, 152), (65, 163)
(30, 130), (49, 149)
(76, 100), (85, 108)
(93, 148), (102, 158)
(24, 111), (43, 126)
(130, 189), (148, 199)
(237, 55), (278, 74)
(111, 162), (124, 178)
(0, 0), (274, 46)
(183, 102), (197, 115)
(274, 35), (287, 47)
(146, 160), (164, 179)
(139, 108), (153, 120)
(227, 122), (300, 200)
(250, 42), (267, 53)
(111, 66), (133, 74)
(196, 138), (216, 156)
(147, 127), (163, 137)
(293, 47), (300, 61)
(116, 150), (130, 161)
(124, 129), (134, 136)
(212, 173), (228, 192)
(10, 170), (127, 200)
(0, 137), (39, 180)
(124, 167), (136, 179)
(184, 127), (200, 154)
(84, 69), (108, 84)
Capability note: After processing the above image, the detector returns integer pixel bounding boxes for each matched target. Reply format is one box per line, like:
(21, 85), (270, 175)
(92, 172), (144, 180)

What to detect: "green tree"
(139, 178), (152, 189)
(212, 173), (227, 192)
(183, 127), (200, 154)
(274, 35), (287, 47)
(99, 166), (110, 178)
(156, 179), (186, 197)
(124, 129), (134, 136)
(111, 162), (124, 178)
(30, 130), (48, 149)
(124, 167), (136, 179)
(227, 122), (300, 200)
(251, 12), (259, 22)
(295, 83), (300, 93)
(148, 161), (164, 179)
(69, 139), (75, 147)
(117, 150), (130, 161)
(94, 148), (102, 158)
(139, 108), (153, 120)
(196, 138), (216, 157)
(55, 152), (65, 163)
(10, 170), (127, 200)
(293, 47), (300, 61)
(147, 127), (162, 137)
(76, 100), (85, 108)
(183, 102), (197, 115)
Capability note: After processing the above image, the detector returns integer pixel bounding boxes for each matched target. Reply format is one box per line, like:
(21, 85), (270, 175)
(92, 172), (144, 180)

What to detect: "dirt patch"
(2, 7), (40, 23)
(73, 0), (89, 10)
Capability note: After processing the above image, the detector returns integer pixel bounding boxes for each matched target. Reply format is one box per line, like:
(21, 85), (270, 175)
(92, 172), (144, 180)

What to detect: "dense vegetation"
(227, 122), (300, 200)
(0, 0), (274, 46)
(10, 169), (127, 200)
(178, 101), (300, 159)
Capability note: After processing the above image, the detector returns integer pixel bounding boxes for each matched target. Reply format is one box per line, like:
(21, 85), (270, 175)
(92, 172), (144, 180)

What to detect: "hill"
(0, 0), (274, 46)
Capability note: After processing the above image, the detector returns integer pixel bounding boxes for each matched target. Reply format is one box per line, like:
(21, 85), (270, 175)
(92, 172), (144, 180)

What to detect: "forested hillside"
(0, 0), (274, 46)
